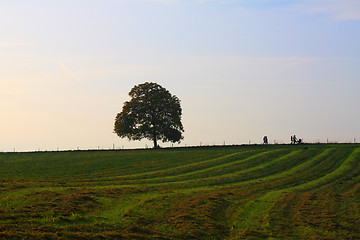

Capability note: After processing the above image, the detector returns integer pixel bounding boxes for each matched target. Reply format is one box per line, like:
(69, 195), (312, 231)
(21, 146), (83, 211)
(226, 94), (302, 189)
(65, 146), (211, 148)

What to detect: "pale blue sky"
(1, 0), (359, 151)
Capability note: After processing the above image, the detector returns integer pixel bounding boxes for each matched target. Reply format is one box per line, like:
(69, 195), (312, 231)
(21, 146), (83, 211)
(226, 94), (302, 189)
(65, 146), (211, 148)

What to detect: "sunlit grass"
(0, 144), (359, 239)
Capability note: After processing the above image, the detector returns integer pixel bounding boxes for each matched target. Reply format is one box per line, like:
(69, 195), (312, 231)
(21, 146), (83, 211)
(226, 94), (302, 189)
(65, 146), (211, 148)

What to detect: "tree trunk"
(153, 133), (158, 148)
(152, 117), (158, 148)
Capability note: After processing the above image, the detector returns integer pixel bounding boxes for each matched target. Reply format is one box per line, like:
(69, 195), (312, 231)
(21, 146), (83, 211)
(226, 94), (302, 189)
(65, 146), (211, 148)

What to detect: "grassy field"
(0, 144), (359, 239)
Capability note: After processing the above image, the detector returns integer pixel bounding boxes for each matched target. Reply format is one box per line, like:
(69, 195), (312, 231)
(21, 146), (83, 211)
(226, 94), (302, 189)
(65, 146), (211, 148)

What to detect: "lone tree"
(114, 82), (184, 148)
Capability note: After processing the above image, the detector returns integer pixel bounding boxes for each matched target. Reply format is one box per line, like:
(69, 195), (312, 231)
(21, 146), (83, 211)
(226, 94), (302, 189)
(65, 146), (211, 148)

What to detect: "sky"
(1, 0), (360, 151)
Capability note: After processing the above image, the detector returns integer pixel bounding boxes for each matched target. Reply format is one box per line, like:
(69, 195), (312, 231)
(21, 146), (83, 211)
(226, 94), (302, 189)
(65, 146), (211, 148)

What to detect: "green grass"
(0, 144), (359, 239)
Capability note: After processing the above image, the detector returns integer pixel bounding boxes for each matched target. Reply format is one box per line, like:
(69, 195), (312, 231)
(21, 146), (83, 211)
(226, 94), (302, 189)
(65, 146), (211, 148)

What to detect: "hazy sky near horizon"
(1, 0), (360, 151)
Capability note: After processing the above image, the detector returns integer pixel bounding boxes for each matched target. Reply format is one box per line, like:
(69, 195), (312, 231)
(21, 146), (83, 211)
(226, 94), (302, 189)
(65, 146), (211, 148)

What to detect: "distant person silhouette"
(293, 135), (297, 144)
(263, 136), (268, 144)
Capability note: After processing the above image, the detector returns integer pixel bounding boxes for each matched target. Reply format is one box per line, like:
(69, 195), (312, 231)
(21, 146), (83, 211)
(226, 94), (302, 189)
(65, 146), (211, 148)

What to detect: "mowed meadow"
(0, 144), (359, 239)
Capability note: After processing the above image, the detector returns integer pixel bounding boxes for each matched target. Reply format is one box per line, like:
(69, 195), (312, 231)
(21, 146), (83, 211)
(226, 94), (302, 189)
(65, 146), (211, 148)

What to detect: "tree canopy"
(114, 82), (184, 148)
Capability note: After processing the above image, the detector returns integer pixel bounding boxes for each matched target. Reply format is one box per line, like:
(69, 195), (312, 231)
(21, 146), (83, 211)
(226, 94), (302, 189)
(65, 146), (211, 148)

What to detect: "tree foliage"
(114, 82), (184, 148)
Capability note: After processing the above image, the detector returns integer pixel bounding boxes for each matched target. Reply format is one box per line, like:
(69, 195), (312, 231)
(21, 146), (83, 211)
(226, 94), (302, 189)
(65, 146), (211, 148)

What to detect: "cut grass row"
(0, 144), (359, 239)
(230, 147), (359, 234)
